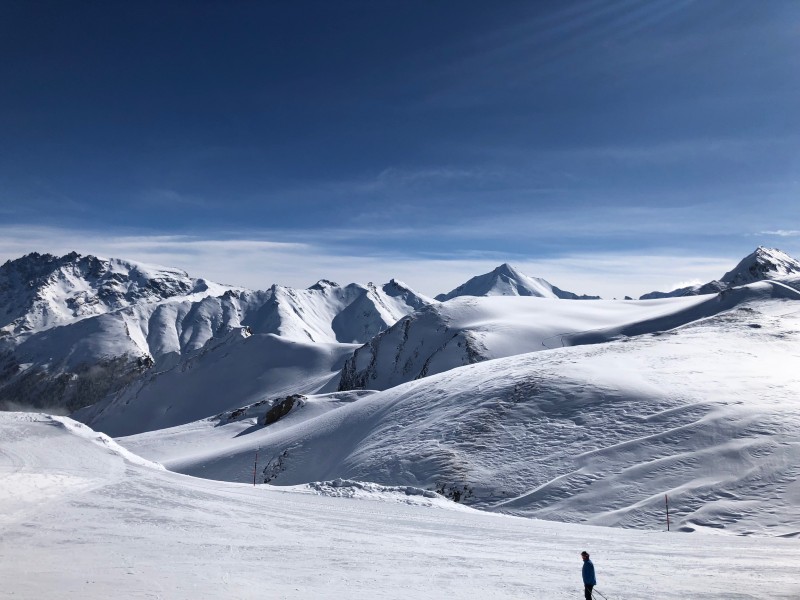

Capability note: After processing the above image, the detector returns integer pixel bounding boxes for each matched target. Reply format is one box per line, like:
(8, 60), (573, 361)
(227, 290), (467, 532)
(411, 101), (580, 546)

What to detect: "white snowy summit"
(435, 262), (599, 301)
(720, 245), (800, 286)
(0, 251), (216, 336)
(640, 246), (800, 299)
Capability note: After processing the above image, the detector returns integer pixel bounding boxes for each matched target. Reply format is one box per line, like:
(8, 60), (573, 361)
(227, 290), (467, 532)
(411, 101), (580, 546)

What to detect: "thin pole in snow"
(665, 494), (670, 531)
(253, 449), (259, 486)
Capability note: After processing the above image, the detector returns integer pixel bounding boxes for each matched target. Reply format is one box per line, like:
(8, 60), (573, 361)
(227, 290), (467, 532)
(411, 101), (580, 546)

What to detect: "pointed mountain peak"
(721, 246), (800, 286)
(492, 262), (519, 277)
(436, 263), (598, 301)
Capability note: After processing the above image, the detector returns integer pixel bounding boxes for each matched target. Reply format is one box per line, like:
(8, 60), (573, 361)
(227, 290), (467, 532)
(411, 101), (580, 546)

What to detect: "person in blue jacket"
(581, 551), (596, 599)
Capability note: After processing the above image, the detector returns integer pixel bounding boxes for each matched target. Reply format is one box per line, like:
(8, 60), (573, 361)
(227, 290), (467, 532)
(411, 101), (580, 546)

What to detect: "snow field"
(2, 412), (799, 599)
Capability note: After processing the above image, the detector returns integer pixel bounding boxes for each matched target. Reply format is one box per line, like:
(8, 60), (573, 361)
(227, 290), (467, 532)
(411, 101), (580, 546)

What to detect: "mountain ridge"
(0, 251), (432, 412)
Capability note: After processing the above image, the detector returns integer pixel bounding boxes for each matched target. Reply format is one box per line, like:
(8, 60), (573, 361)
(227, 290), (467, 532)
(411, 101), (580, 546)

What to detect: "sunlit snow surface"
(2, 412), (799, 599)
(122, 282), (800, 537)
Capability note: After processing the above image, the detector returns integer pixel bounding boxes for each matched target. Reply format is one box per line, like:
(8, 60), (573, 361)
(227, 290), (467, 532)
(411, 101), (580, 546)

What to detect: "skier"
(580, 551), (596, 599)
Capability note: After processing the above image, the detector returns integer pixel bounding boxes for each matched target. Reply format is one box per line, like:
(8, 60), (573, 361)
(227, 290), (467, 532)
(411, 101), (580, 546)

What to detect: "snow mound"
(5, 410), (800, 599)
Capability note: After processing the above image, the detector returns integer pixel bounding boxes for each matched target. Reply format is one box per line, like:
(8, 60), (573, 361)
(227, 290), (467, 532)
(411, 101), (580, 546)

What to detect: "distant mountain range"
(1, 246), (798, 418)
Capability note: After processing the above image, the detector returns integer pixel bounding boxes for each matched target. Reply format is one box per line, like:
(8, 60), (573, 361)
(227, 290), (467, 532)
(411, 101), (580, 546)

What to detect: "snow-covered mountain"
(640, 246), (800, 299)
(0, 252), (234, 411)
(435, 263), (599, 301)
(0, 251), (223, 335)
(254, 278), (431, 344)
(337, 287), (777, 392)
(122, 280), (800, 536)
(0, 251), (431, 412)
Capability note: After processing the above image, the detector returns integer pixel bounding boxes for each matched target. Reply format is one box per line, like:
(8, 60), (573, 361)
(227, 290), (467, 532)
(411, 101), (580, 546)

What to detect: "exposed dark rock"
(263, 394), (305, 425)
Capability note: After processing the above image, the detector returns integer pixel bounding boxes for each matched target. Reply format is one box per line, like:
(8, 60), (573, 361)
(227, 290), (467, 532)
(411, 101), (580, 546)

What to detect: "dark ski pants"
(584, 584), (593, 599)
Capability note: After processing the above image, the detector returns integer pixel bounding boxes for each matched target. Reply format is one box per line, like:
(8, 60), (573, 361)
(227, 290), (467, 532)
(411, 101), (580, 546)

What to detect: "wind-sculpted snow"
(5, 412), (799, 598)
(125, 286), (800, 537)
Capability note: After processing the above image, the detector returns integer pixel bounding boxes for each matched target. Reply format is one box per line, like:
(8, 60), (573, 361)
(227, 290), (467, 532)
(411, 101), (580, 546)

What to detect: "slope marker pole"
(665, 494), (670, 531)
(253, 449), (259, 486)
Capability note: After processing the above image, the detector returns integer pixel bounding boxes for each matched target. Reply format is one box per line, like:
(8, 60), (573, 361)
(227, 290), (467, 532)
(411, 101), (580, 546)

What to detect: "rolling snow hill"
(122, 280), (800, 537)
(4, 411), (799, 599)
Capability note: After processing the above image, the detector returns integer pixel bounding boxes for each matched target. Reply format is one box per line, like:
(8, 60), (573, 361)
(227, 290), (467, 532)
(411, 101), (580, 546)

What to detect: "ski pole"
(592, 588), (610, 600)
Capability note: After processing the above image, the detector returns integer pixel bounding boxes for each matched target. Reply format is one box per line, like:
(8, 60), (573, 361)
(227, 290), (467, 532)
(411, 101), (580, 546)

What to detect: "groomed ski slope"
(2, 412), (799, 600)
(122, 282), (800, 536)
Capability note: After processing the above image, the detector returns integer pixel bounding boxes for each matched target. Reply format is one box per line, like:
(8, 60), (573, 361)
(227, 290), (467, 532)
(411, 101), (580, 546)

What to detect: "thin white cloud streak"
(760, 230), (800, 237)
(0, 225), (742, 299)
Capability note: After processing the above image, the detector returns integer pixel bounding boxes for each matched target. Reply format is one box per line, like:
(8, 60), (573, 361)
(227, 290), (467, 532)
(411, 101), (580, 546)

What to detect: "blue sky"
(1, 0), (799, 297)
